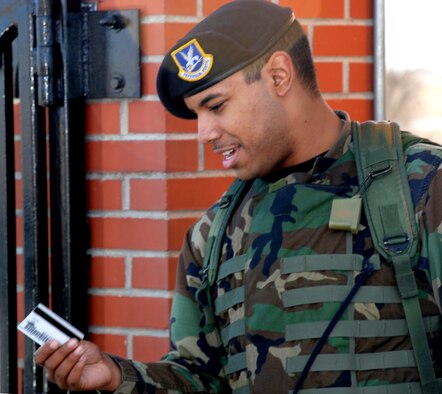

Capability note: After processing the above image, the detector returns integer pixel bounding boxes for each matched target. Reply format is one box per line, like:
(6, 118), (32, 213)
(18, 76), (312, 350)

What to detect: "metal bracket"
(84, 9), (141, 98)
(85, 9), (141, 98)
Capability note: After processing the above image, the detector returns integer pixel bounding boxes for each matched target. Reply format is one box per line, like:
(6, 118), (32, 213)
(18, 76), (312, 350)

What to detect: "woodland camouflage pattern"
(110, 116), (442, 393)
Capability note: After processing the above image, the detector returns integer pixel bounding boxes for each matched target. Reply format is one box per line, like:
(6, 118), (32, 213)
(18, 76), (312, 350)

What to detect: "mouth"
(214, 145), (240, 169)
(222, 147), (236, 160)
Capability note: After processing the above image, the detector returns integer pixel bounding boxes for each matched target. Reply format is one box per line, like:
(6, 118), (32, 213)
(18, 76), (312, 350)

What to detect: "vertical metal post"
(374, 0), (386, 120)
(0, 24), (18, 394)
(48, 0), (89, 341)
(21, 0), (50, 390)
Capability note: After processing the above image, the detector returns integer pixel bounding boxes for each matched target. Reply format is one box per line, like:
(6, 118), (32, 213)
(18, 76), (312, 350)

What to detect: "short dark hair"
(242, 20), (320, 97)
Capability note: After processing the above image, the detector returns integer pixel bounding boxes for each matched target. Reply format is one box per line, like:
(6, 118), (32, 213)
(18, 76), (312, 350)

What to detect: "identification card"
(17, 303), (84, 346)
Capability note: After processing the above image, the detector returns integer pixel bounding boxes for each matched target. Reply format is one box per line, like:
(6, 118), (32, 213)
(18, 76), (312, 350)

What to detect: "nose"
(197, 114), (222, 144)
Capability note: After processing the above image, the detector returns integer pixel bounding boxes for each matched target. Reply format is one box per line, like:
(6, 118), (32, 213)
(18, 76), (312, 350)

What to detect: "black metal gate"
(0, 0), (139, 392)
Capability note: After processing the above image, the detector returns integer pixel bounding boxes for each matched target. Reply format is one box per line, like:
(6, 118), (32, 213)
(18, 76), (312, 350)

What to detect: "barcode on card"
(17, 303), (84, 346)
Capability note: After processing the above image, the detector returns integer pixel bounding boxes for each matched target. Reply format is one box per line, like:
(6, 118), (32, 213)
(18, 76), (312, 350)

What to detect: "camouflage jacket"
(111, 117), (442, 393)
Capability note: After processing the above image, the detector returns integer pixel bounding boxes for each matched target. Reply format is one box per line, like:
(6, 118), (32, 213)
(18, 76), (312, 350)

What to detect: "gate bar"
(48, 0), (89, 338)
(21, 0), (50, 390)
(0, 24), (18, 394)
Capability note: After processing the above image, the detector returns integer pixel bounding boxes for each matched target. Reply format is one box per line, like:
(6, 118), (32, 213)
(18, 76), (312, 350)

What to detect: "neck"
(289, 95), (342, 164)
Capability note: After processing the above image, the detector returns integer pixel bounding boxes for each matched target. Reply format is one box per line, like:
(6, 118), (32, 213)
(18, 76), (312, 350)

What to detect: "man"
(35, 1), (442, 392)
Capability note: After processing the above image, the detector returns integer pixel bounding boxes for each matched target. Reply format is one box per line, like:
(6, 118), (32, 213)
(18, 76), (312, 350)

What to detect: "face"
(184, 71), (296, 180)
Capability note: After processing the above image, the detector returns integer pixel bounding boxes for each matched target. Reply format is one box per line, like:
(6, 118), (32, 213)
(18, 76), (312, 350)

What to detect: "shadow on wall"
(386, 69), (442, 144)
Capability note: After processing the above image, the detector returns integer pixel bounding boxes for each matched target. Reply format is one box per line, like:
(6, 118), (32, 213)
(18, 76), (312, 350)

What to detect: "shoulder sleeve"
(107, 209), (228, 393)
(409, 143), (442, 312)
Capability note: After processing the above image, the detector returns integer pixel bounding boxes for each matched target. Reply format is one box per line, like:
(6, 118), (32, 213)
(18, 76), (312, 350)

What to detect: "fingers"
(35, 338), (85, 389)
(34, 339), (61, 365)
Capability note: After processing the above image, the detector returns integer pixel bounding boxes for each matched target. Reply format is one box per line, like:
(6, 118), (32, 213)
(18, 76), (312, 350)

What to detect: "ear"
(265, 51), (294, 97)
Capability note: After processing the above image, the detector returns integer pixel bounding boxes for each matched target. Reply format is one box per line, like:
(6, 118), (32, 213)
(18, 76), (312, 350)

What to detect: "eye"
(209, 102), (224, 113)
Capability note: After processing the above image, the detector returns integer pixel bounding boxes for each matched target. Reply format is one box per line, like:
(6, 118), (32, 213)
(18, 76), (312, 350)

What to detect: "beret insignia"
(171, 39), (213, 82)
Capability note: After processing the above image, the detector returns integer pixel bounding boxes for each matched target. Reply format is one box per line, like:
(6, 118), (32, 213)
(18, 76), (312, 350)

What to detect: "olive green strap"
(352, 121), (438, 393)
(352, 121), (418, 262)
(292, 380), (442, 394)
(195, 178), (248, 325)
(287, 349), (417, 373)
(285, 315), (442, 341)
(282, 284), (401, 307)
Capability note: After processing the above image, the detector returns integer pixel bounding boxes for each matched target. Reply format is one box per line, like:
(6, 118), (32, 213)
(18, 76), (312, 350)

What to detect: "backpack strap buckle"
(383, 233), (410, 253)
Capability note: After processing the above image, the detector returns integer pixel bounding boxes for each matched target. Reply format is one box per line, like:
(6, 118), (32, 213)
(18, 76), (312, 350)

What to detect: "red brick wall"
(85, 0), (375, 363)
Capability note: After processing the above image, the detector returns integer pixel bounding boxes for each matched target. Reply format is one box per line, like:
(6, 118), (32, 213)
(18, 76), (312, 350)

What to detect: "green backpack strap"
(352, 120), (438, 393)
(196, 178), (248, 326)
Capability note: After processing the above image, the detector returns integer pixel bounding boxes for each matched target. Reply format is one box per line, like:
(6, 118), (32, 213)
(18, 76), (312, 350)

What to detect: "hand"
(34, 338), (122, 391)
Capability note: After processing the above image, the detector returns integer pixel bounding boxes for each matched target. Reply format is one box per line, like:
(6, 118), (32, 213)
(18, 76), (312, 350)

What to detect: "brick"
(281, 0), (345, 18)
(89, 333), (127, 357)
(87, 179), (123, 210)
(313, 26), (373, 57)
(18, 368), (23, 394)
(86, 140), (200, 173)
(167, 177), (234, 210)
(15, 178), (22, 210)
(128, 101), (167, 133)
(18, 327), (24, 359)
(98, 0), (197, 16)
(89, 295), (171, 329)
(165, 114), (197, 134)
(167, 217), (199, 250)
(86, 140), (166, 172)
(203, 0), (229, 15)
(16, 215), (23, 248)
(89, 256), (126, 288)
(15, 140), (21, 172)
(85, 103), (120, 135)
(327, 99), (373, 121)
(316, 62), (343, 93)
(89, 217), (168, 250)
(17, 292), (24, 388)
(133, 336), (170, 362)
(163, 22), (197, 51)
(140, 24), (164, 56)
(130, 176), (233, 212)
(130, 178), (167, 210)
(140, 23), (196, 57)
(166, 140), (199, 172)
(350, 0), (373, 19)
(14, 103), (20, 135)
(129, 98), (197, 133)
(141, 62), (159, 97)
(16, 254), (23, 286)
(132, 257), (178, 290)
(349, 62), (373, 92)
(128, 101), (197, 135)
(16, 291), (24, 321)
(164, 0), (197, 16)
(97, 0), (156, 16)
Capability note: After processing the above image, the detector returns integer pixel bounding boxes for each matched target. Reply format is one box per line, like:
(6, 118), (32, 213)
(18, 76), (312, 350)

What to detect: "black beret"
(156, 0), (295, 119)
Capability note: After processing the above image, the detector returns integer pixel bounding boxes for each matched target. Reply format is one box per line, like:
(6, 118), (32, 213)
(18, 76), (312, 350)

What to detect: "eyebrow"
(197, 93), (223, 109)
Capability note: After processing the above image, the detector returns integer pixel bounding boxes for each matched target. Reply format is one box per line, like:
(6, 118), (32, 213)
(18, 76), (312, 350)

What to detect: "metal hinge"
(34, 0), (141, 107)
(34, 0), (56, 106)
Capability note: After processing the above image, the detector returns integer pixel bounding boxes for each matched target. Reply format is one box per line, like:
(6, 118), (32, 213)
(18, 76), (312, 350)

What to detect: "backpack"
(197, 121), (440, 393)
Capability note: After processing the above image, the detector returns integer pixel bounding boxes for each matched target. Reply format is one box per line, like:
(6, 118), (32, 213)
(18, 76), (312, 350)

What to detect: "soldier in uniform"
(35, 1), (442, 392)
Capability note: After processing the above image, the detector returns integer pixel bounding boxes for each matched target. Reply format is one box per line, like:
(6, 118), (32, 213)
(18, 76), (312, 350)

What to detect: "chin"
(235, 168), (261, 181)
(235, 171), (252, 181)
